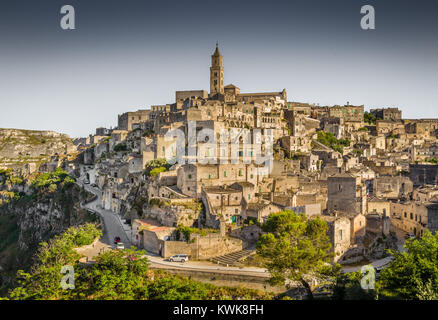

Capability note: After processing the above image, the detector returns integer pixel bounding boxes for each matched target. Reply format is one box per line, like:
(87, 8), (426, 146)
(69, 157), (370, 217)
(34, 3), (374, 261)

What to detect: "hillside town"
(17, 45), (438, 269)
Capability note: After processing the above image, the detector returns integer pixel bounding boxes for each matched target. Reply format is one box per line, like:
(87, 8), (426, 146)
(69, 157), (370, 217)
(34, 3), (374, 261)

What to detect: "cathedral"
(207, 44), (287, 103)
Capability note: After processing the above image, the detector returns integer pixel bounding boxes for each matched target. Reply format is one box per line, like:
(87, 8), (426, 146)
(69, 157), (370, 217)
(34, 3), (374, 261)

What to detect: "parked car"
(114, 236), (121, 244)
(115, 242), (124, 250)
(91, 183), (98, 188)
(169, 254), (189, 263)
(83, 179), (90, 184)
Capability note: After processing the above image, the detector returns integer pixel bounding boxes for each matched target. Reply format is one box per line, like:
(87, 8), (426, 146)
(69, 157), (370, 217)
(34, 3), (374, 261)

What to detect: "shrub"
(149, 167), (167, 177)
(113, 143), (127, 152)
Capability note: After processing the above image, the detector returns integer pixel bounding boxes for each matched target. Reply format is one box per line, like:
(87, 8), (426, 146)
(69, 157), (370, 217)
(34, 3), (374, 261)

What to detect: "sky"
(0, 0), (437, 138)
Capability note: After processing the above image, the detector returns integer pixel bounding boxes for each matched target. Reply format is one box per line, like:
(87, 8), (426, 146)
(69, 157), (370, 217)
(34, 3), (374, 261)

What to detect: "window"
(188, 174), (192, 179)
(248, 194), (251, 200)
(410, 213), (413, 220)
(238, 169), (243, 177)
(404, 212), (407, 218)
(208, 174), (211, 179)
(338, 229), (343, 241)
(224, 171), (227, 177)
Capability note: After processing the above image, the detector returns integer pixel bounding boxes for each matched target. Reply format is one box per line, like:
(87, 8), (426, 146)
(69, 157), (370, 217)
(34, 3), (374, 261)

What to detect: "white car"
(115, 242), (125, 250)
(169, 254), (189, 262)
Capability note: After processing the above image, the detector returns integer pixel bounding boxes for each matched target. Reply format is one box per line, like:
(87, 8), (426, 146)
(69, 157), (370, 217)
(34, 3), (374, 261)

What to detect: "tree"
(9, 224), (101, 300)
(378, 230), (438, 299)
(149, 167), (167, 177)
(74, 247), (150, 300)
(364, 111), (377, 124)
(256, 210), (336, 299)
(144, 159), (171, 176)
(332, 270), (376, 300)
(113, 143), (127, 152)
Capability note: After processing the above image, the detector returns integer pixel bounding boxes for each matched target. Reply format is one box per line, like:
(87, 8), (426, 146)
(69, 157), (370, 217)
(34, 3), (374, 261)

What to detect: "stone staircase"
(210, 249), (255, 266)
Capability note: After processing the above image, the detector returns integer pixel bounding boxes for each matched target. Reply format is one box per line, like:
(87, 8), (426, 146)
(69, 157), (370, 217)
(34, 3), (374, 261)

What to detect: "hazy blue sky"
(0, 0), (437, 137)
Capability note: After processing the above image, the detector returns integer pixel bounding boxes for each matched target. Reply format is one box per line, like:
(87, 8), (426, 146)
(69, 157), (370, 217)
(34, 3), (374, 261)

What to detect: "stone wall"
(162, 233), (243, 259)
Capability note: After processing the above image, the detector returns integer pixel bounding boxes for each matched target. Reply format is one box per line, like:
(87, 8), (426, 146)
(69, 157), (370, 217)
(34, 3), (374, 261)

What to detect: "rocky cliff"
(0, 174), (97, 295)
(0, 128), (76, 171)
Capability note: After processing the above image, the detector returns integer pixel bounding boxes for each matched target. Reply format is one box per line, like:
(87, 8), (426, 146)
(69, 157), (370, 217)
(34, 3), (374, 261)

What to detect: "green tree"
(113, 143), (127, 152)
(144, 159), (171, 176)
(332, 270), (376, 300)
(364, 111), (377, 124)
(379, 230), (438, 299)
(9, 224), (101, 300)
(74, 248), (150, 300)
(256, 210), (336, 299)
(149, 166), (167, 177)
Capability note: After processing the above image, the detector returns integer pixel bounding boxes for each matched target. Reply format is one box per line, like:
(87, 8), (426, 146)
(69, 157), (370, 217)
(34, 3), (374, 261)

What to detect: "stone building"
(118, 110), (151, 131)
(210, 44), (224, 96)
(327, 173), (366, 215)
(365, 213), (390, 236)
(390, 201), (438, 237)
(370, 108), (402, 121)
(321, 215), (351, 263)
(373, 176), (413, 200)
(409, 164), (438, 186)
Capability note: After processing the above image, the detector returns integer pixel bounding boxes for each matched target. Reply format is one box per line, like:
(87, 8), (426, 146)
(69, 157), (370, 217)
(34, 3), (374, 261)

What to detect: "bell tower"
(210, 43), (224, 96)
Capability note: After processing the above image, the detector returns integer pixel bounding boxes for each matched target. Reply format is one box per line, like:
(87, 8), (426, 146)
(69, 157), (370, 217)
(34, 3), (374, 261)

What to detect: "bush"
(176, 224), (218, 242)
(317, 131), (350, 154)
(144, 159), (171, 176)
(113, 143), (127, 152)
(30, 168), (75, 192)
(149, 167), (167, 177)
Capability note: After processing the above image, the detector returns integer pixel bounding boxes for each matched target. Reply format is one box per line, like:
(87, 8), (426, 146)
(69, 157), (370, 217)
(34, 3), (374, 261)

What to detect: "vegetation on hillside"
(30, 167), (76, 191)
(4, 224), (272, 300)
(144, 159), (171, 177)
(316, 131), (350, 154)
(378, 230), (438, 299)
(113, 143), (128, 152)
(0, 169), (96, 295)
(176, 224), (219, 242)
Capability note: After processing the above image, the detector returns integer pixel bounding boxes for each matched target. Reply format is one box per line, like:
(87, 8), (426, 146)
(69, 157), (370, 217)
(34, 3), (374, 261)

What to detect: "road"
(77, 180), (131, 247)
